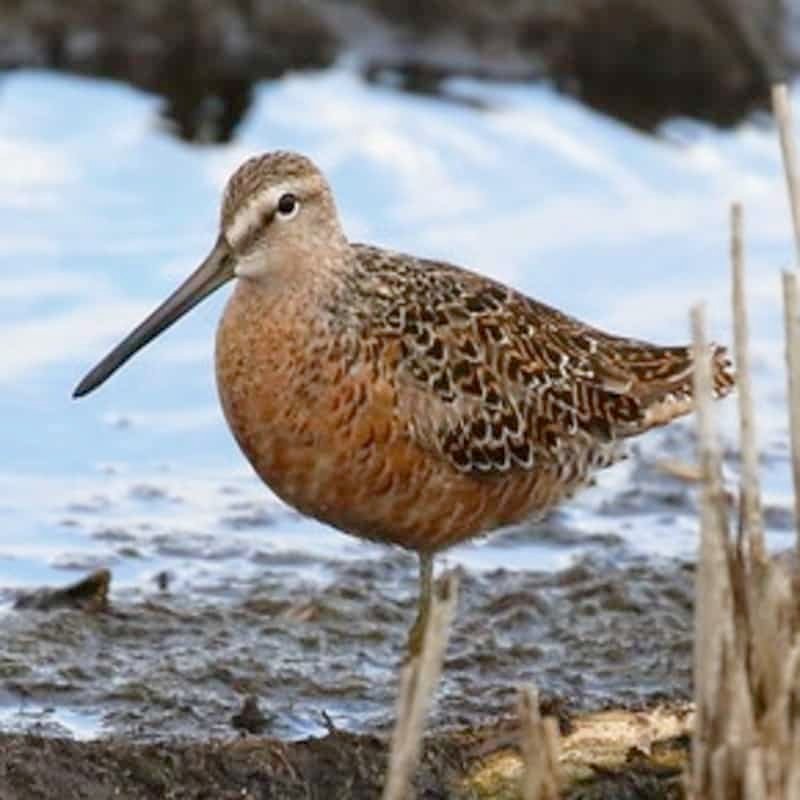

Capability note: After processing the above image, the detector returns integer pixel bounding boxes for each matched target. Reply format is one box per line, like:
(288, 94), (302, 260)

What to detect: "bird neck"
(232, 238), (355, 323)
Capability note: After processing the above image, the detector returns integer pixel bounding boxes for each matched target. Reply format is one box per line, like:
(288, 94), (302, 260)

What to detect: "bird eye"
(276, 193), (299, 219)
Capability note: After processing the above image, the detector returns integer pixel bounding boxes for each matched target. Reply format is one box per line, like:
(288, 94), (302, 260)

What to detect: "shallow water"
(0, 65), (797, 740)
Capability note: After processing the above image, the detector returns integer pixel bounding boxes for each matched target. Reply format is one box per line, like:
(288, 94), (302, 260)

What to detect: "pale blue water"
(0, 66), (797, 736)
(0, 703), (102, 741)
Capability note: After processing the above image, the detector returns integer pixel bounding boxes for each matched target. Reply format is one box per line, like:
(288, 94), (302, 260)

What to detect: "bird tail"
(639, 343), (735, 430)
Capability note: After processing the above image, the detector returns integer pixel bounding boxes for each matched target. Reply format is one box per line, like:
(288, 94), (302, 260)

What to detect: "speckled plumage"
(213, 152), (734, 554)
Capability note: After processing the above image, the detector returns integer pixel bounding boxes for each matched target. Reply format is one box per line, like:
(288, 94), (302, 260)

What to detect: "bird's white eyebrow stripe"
(226, 183), (291, 246)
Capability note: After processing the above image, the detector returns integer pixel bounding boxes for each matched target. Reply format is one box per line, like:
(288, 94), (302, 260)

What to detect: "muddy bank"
(0, 0), (788, 141)
(0, 705), (692, 799)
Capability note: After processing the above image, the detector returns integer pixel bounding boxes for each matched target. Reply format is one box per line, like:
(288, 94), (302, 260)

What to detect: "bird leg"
(406, 552), (434, 659)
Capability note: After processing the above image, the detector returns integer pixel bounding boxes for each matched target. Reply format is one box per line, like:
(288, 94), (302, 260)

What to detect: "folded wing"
(383, 257), (734, 476)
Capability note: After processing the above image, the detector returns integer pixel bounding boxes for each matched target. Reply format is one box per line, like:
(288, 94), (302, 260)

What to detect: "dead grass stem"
(382, 572), (459, 800)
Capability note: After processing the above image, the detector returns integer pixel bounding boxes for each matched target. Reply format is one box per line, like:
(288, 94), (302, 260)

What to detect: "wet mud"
(0, 0), (788, 142)
(0, 727), (461, 800)
(0, 551), (696, 743)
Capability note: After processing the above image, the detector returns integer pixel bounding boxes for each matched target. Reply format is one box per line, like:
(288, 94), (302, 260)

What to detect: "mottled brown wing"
(367, 251), (734, 476)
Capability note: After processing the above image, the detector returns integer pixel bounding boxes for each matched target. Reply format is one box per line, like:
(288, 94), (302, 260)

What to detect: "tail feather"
(710, 344), (737, 398)
(640, 343), (735, 430)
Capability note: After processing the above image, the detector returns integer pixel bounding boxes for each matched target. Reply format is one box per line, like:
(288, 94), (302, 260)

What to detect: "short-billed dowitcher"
(75, 151), (735, 655)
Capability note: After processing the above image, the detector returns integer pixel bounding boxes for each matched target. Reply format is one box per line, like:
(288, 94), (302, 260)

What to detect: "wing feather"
(350, 245), (734, 476)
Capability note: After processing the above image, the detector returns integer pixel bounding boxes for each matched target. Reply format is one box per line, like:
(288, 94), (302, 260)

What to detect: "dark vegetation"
(0, 0), (789, 141)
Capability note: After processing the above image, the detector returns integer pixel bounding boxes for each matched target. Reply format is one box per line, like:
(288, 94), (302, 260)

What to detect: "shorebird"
(74, 151), (734, 655)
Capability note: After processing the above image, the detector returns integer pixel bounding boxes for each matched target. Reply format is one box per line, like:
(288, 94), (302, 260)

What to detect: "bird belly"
(215, 305), (453, 548)
(214, 287), (607, 552)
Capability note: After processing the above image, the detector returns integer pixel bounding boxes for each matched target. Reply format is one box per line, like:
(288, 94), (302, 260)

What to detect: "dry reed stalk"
(730, 202), (787, 797)
(690, 294), (800, 799)
(689, 84), (800, 796)
(774, 81), (800, 554)
(689, 303), (740, 799)
(773, 84), (800, 257)
(785, 272), (800, 560)
(518, 685), (560, 800)
(730, 203), (765, 559)
(382, 572), (459, 800)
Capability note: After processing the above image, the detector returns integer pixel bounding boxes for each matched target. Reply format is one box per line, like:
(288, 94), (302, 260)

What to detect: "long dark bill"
(73, 235), (234, 398)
